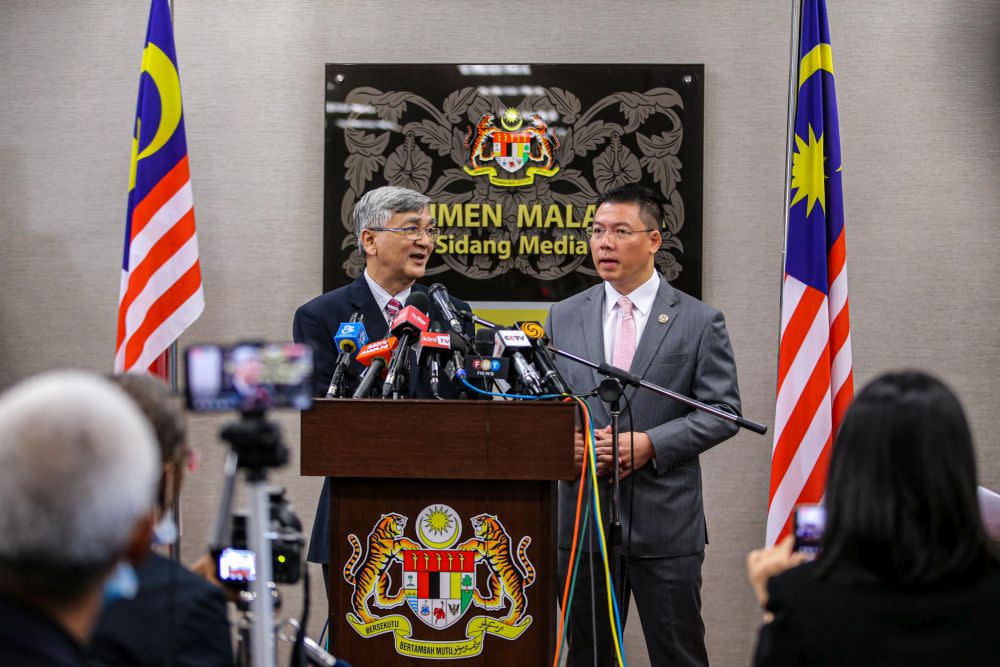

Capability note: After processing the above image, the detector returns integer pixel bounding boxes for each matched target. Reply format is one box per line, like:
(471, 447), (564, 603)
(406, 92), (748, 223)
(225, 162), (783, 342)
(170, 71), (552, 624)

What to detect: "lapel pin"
(658, 313), (669, 324)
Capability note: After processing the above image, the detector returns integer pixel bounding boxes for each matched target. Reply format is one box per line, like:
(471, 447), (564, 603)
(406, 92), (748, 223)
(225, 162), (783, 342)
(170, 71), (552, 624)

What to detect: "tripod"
(214, 411), (289, 667)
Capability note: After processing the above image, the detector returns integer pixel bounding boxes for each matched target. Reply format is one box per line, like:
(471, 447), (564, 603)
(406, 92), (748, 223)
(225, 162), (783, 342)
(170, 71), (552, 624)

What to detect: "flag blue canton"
(785, 0), (844, 296)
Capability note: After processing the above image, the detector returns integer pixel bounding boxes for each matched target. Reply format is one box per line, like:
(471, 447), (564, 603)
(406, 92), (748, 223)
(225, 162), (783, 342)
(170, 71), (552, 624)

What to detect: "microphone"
(474, 327), (496, 356)
(446, 331), (469, 381)
(326, 313), (368, 398)
(493, 329), (544, 395)
(416, 321), (451, 398)
(381, 292), (431, 398)
(351, 337), (398, 398)
(514, 321), (572, 395)
(428, 283), (465, 337)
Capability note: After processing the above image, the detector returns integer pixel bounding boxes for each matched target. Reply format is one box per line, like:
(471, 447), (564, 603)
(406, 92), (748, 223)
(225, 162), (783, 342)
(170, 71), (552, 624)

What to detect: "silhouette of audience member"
(748, 370), (1000, 666)
(0, 372), (159, 667)
(88, 374), (233, 667)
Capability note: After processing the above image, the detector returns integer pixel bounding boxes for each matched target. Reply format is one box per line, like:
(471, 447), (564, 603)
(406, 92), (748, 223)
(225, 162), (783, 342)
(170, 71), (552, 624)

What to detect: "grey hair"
(0, 371), (159, 567)
(353, 186), (430, 255)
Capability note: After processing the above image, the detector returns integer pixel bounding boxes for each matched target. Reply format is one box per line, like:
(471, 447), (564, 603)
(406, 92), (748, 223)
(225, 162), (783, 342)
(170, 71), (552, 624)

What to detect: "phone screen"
(793, 504), (826, 559)
(218, 547), (256, 582)
(185, 342), (313, 412)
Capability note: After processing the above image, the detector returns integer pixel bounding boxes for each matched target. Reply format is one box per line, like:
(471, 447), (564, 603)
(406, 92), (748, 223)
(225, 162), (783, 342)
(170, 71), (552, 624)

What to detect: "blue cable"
(460, 377), (627, 660)
(582, 401), (628, 662)
(459, 377), (566, 401)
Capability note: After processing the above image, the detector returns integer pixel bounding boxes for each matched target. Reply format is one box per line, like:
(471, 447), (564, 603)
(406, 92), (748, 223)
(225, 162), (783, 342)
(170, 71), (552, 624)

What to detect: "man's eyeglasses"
(586, 226), (658, 241)
(368, 224), (441, 241)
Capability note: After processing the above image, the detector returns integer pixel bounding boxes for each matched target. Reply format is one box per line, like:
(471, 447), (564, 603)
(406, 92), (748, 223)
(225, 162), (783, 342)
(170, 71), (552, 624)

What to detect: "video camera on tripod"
(184, 341), (349, 667)
(216, 489), (304, 588)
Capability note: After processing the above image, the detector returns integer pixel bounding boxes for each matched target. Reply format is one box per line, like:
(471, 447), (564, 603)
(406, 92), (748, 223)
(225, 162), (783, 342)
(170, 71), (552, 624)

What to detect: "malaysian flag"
(115, 0), (203, 373)
(767, 0), (853, 546)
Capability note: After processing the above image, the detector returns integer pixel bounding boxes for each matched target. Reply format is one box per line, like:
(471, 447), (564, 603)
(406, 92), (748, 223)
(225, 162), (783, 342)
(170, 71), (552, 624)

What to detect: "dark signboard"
(324, 64), (704, 302)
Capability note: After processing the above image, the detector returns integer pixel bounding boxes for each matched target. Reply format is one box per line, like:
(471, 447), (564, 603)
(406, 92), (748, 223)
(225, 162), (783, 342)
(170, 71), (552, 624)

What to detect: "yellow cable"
(572, 397), (627, 667)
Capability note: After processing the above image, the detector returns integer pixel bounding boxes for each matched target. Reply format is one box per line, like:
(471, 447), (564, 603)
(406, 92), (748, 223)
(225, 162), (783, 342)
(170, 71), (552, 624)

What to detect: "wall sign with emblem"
(324, 64), (705, 302)
(342, 505), (535, 659)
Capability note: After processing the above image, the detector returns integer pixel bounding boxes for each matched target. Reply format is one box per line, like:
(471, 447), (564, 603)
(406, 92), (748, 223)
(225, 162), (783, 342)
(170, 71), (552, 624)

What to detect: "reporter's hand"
(746, 535), (807, 616)
(191, 553), (240, 604)
(190, 553), (221, 586)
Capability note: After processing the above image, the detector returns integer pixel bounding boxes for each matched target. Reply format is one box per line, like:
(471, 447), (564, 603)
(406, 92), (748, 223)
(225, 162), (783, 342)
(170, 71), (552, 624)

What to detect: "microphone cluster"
(324, 283), (572, 400)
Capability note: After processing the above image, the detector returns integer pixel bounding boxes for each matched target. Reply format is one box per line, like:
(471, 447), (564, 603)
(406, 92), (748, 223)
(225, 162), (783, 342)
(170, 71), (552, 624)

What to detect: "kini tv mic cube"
(415, 331), (452, 364)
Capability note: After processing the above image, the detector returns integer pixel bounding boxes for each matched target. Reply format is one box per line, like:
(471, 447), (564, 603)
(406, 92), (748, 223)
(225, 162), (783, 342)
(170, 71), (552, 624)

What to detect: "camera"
(793, 504), (826, 559)
(186, 342), (313, 413)
(216, 488), (304, 588)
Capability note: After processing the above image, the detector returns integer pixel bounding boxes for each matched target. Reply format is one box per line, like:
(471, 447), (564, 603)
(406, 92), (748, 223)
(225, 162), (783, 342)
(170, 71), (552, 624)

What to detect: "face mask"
(152, 463), (179, 546)
(102, 561), (139, 603)
(152, 507), (178, 546)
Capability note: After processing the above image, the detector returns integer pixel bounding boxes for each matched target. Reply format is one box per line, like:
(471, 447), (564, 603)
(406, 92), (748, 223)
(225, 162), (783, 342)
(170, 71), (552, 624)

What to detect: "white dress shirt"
(363, 269), (412, 325)
(601, 271), (661, 366)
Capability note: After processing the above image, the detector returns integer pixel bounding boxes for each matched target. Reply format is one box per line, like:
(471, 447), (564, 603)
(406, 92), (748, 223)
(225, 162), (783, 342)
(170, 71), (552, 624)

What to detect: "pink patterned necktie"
(613, 296), (636, 370)
(386, 298), (402, 322)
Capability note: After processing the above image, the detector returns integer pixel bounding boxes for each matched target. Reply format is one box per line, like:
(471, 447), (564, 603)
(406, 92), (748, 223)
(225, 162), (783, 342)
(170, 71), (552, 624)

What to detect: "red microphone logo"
(390, 306), (430, 334)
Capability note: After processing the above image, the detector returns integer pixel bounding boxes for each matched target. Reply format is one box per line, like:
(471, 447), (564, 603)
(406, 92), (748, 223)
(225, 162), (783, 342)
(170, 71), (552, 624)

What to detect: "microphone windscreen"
(449, 332), (469, 355)
(356, 337), (399, 366)
(474, 328), (495, 356)
(405, 290), (431, 314)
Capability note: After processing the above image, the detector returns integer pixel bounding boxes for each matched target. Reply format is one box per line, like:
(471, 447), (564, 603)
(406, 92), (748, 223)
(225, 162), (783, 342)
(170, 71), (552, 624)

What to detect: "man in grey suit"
(546, 183), (741, 667)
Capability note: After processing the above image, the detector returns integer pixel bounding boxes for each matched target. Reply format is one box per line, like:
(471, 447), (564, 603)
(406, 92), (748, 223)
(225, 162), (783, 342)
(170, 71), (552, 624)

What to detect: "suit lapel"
(582, 285), (606, 390)
(627, 275), (679, 396)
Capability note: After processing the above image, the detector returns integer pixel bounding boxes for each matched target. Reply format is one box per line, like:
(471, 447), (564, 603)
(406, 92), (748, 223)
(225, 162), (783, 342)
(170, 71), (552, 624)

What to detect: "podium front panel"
(329, 478), (557, 665)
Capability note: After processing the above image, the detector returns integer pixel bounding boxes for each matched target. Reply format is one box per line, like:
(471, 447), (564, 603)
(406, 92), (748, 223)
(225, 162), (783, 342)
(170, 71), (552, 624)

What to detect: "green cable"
(555, 484), (591, 661)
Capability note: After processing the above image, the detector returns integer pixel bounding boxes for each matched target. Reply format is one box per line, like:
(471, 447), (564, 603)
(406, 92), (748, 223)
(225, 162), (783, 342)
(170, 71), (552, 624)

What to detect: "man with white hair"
(0, 371), (159, 667)
(293, 185), (477, 573)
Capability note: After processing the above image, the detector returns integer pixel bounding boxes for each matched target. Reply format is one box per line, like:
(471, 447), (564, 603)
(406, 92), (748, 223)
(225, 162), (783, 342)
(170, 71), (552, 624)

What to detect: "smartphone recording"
(185, 342), (313, 413)
(793, 504), (826, 559)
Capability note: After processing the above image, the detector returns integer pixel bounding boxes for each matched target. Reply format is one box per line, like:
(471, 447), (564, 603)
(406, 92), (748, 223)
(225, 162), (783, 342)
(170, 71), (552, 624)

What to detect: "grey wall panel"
(1, 2), (998, 665)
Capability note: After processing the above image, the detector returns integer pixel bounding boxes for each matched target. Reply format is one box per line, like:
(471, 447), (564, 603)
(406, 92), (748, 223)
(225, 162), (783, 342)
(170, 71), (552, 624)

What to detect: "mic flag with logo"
(115, 0), (204, 373)
(767, 0), (854, 546)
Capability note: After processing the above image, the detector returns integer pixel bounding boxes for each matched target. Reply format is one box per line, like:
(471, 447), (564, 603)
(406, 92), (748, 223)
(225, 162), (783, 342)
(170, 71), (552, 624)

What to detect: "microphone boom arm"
(546, 344), (767, 435)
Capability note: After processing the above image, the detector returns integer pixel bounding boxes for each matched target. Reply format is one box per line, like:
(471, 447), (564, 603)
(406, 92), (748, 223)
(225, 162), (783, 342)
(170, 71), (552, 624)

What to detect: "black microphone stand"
(547, 344), (768, 620)
(547, 345), (769, 434)
(596, 377), (626, 613)
(457, 310), (499, 330)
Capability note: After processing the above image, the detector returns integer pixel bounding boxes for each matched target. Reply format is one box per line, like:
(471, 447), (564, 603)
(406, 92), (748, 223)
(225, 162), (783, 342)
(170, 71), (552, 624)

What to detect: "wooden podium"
(301, 398), (576, 666)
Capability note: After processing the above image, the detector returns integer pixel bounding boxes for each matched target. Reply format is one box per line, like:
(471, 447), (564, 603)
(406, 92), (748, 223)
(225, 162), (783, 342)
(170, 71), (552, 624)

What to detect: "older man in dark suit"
(293, 185), (476, 571)
(546, 184), (741, 667)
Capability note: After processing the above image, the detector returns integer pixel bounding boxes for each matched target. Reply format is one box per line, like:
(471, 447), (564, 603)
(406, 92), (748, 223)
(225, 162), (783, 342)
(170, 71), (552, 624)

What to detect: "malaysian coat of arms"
(342, 505), (535, 659)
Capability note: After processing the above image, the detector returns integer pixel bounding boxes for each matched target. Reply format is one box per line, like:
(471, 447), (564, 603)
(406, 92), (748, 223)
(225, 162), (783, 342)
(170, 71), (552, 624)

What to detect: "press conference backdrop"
(323, 64), (705, 306)
(1, 2), (998, 666)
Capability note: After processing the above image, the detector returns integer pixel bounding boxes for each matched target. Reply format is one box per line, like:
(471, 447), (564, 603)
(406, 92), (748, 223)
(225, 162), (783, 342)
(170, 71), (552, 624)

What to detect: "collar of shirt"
(363, 269), (412, 324)
(602, 271), (660, 320)
(602, 271), (661, 364)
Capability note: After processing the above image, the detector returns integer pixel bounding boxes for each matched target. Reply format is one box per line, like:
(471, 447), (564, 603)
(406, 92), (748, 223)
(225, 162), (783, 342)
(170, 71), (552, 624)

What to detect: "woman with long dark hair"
(749, 370), (1000, 666)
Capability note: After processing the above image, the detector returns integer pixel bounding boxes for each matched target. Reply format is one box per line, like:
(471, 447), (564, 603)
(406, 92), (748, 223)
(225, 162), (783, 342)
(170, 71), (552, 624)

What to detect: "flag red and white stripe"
(115, 156), (203, 372)
(767, 237), (853, 546)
